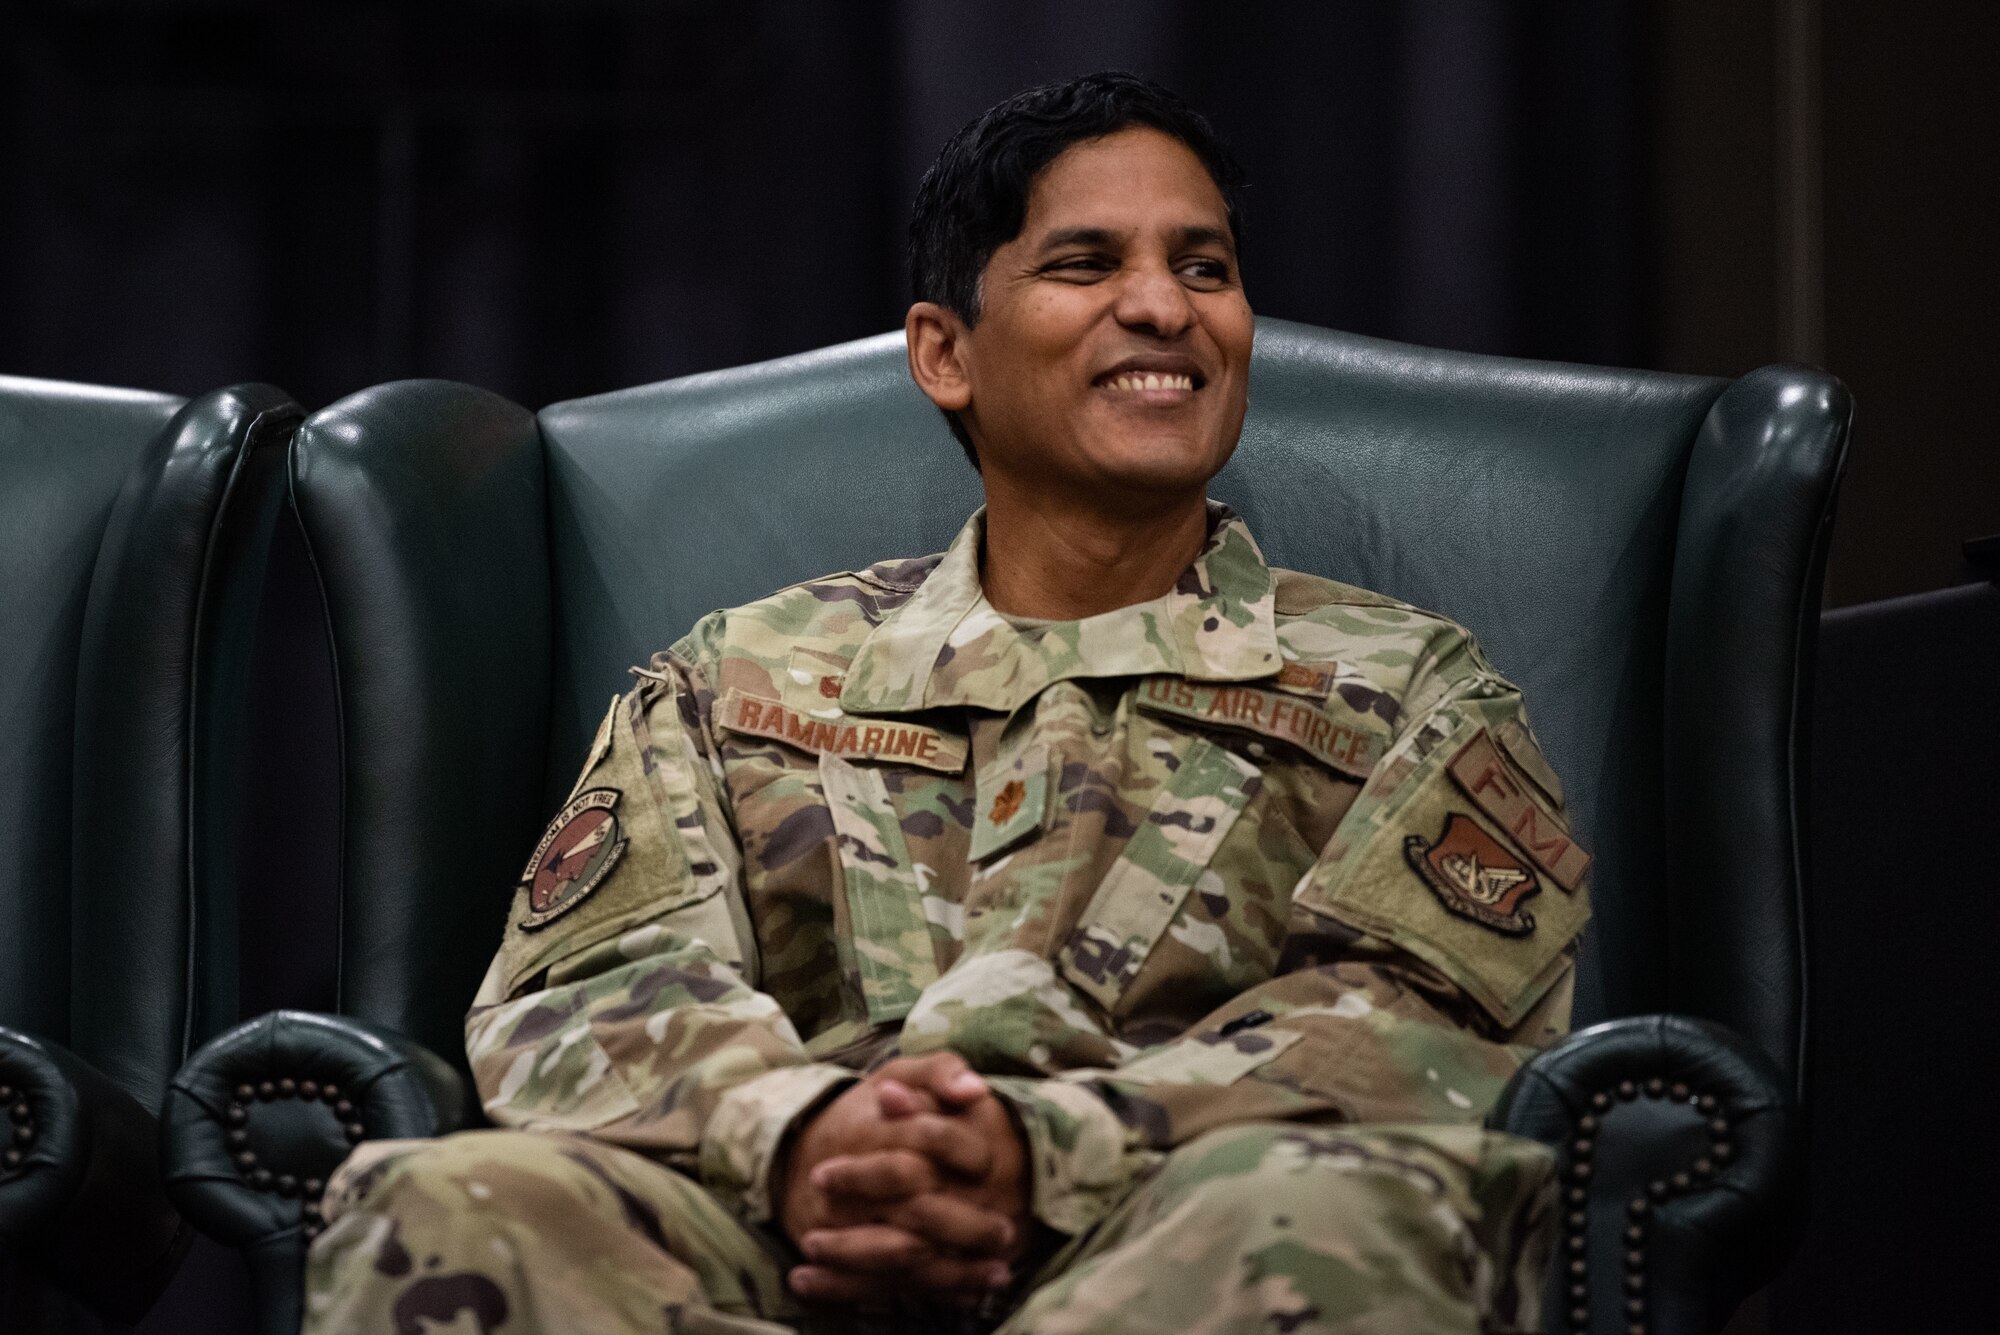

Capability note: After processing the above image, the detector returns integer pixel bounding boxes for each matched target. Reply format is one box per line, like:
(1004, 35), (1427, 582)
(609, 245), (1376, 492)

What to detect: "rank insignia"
(970, 748), (1048, 862)
(1405, 813), (1542, 936)
(520, 787), (627, 930)
(989, 779), (1026, 825)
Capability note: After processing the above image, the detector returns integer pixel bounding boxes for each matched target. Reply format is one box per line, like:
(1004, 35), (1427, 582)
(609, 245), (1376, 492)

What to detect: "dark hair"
(908, 71), (1247, 464)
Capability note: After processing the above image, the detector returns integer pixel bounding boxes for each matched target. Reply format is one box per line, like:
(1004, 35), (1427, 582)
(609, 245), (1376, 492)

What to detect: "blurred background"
(4, 2), (1996, 1332)
(5, 0), (1995, 605)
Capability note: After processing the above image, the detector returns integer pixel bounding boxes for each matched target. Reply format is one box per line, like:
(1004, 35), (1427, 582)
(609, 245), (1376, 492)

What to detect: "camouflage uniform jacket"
(467, 505), (1592, 1239)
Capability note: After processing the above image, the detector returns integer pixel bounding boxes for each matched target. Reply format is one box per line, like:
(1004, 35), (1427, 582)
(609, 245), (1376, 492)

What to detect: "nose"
(1113, 257), (1196, 339)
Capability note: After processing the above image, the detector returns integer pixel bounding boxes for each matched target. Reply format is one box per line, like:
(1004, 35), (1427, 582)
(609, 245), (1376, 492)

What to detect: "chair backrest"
(293, 319), (1849, 1091)
(0, 377), (183, 1051)
(0, 376), (301, 1111)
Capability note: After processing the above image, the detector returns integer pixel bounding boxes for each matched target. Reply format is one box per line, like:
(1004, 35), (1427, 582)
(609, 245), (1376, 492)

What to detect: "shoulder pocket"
(1299, 721), (1591, 1029)
(497, 686), (746, 995)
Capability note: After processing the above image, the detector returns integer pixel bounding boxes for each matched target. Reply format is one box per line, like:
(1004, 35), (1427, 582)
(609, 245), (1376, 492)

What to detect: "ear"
(905, 302), (974, 413)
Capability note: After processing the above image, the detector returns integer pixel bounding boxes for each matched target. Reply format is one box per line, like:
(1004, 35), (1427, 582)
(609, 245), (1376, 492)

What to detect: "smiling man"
(306, 73), (1587, 1335)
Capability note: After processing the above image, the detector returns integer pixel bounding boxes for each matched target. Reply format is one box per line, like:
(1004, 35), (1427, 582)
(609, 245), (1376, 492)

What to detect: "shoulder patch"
(1446, 730), (1589, 892)
(1405, 813), (1541, 935)
(520, 788), (629, 930)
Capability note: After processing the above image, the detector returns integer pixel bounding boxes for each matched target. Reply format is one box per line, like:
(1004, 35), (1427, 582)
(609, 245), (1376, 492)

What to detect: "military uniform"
(307, 506), (1589, 1334)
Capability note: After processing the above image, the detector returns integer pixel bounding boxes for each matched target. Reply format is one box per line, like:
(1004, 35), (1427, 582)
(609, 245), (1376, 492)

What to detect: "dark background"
(5, 3), (1998, 1333)
(5, 0), (1995, 606)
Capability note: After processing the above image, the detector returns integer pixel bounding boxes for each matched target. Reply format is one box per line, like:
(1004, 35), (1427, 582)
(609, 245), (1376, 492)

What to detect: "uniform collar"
(840, 501), (1281, 716)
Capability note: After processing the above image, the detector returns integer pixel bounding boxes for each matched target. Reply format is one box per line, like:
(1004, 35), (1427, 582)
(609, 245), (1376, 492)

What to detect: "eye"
(1177, 257), (1234, 288)
(1043, 253), (1116, 281)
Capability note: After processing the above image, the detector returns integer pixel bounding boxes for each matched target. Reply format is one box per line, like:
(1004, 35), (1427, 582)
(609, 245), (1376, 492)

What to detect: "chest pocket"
(819, 753), (943, 1026)
(1057, 736), (1259, 1012)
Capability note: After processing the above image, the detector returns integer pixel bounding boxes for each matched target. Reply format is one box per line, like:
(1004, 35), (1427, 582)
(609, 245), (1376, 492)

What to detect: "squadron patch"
(1405, 813), (1542, 936)
(520, 787), (628, 930)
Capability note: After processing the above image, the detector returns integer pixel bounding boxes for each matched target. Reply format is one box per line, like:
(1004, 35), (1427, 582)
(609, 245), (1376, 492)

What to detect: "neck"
(978, 482), (1210, 621)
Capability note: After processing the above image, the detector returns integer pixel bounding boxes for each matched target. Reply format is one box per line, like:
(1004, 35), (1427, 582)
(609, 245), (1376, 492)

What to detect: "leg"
(999, 1123), (1556, 1335)
(305, 1128), (802, 1335)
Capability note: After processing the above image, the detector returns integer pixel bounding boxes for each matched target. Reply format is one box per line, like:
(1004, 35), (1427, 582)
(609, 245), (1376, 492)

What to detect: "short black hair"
(908, 71), (1247, 465)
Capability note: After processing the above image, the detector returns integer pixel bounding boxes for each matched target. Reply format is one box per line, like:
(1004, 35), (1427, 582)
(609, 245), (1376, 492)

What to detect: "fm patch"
(1405, 813), (1542, 936)
(520, 787), (628, 931)
(1446, 729), (1589, 892)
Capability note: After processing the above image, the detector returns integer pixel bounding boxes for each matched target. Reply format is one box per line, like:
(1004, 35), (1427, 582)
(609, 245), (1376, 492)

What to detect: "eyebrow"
(1035, 224), (1237, 256)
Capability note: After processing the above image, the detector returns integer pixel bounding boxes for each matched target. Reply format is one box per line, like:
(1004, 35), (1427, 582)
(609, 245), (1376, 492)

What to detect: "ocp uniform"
(307, 505), (1591, 1335)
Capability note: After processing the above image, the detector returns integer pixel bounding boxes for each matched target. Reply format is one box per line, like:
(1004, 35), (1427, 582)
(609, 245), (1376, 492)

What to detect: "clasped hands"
(777, 1052), (1032, 1305)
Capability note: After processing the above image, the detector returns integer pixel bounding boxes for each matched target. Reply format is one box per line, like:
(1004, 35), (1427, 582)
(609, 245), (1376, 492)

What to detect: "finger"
(886, 1192), (1015, 1256)
(789, 1260), (1006, 1303)
(800, 1224), (928, 1272)
(893, 1112), (994, 1180)
(874, 1078), (932, 1119)
(910, 1255), (1015, 1295)
(811, 1149), (935, 1202)
(885, 1052), (989, 1108)
(787, 1264), (882, 1304)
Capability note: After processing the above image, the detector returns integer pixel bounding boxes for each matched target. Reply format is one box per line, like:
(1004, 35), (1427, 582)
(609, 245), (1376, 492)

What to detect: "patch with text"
(520, 787), (628, 930)
(1134, 675), (1382, 778)
(1446, 729), (1589, 891)
(716, 689), (967, 773)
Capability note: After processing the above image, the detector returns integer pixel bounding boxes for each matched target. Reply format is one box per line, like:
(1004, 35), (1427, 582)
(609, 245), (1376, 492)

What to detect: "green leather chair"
(166, 321), (1851, 1335)
(0, 376), (301, 1330)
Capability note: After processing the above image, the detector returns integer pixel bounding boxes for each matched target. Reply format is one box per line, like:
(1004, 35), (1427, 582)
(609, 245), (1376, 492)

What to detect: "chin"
(1086, 434), (1230, 494)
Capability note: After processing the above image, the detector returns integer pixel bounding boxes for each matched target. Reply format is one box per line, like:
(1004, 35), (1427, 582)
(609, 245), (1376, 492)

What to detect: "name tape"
(718, 689), (967, 773)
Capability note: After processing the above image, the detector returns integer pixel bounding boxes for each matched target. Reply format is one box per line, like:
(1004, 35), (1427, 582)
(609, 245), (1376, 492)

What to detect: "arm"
(989, 660), (1593, 1238)
(463, 647), (852, 1224)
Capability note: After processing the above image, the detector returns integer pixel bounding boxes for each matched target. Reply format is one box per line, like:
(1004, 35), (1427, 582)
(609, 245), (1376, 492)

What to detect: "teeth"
(1106, 373), (1194, 392)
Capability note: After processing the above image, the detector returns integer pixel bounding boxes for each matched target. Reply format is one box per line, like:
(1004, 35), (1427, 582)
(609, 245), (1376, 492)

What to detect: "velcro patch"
(1446, 730), (1589, 892)
(1405, 813), (1541, 936)
(1133, 675), (1382, 779)
(970, 745), (1050, 862)
(520, 788), (628, 931)
(716, 689), (966, 773)
(1273, 661), (1335, 699)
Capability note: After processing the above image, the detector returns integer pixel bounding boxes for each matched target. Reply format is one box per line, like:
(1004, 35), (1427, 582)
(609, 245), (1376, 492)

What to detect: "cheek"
(1212, 301), (1256, 368)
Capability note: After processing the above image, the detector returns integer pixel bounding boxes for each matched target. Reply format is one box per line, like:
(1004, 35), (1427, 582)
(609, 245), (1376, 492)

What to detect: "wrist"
(699, 1064), (855, 1226)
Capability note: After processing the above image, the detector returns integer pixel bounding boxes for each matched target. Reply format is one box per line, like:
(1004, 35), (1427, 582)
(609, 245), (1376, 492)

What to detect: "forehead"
(1017, 126), (1231, 238)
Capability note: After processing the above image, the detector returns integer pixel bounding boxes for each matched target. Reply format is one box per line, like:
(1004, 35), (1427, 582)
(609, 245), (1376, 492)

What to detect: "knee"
(1155, 1124), (1485, 1246)
(328, 1129), (588, 1225)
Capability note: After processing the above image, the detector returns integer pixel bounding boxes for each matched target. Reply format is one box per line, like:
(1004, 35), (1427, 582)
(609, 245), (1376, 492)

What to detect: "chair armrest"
(0, 1025), (190, 1322)
(1488, 1014), (1802, 1335)
(162, 1010), (469, 1335)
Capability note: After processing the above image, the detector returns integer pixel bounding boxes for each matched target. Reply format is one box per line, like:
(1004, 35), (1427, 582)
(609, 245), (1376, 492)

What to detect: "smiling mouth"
(1095, 371), (1200, 393)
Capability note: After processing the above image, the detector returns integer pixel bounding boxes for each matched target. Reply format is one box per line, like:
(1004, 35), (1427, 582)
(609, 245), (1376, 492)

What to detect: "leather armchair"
(164, 321), (1851, 1335)
(0, 377), (302, 1327)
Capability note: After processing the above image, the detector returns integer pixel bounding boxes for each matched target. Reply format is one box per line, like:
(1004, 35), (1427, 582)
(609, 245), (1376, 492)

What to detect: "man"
(307, 72), (1587, 1334)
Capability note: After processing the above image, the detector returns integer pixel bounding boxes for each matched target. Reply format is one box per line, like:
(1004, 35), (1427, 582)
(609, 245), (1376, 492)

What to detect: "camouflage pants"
(304, 1122), (1555, 1335)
